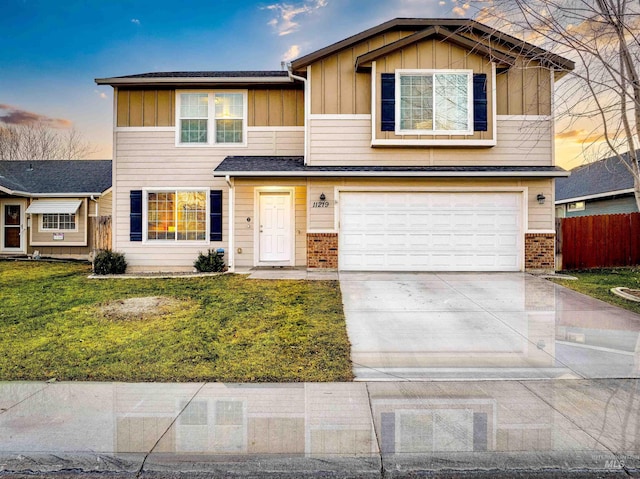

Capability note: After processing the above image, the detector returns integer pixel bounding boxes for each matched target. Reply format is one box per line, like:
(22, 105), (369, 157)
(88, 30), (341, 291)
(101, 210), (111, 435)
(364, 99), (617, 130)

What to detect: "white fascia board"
(96, 77), (294, 86)
(18, 192), (104, 198)
(371, 139), (498, 147)
(554, 188), (635, 204)
(214, 170), (571, 178)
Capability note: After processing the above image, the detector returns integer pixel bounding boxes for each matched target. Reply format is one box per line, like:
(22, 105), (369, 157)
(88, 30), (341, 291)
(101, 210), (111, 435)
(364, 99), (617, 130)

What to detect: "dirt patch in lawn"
(100, 296), (189, 321)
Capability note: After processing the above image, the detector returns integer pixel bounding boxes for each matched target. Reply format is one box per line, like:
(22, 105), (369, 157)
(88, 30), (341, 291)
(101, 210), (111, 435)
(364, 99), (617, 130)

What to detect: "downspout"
(90, 195), (98, 217)
(225, 175), (235, 272)
(288, 68), (309, 165)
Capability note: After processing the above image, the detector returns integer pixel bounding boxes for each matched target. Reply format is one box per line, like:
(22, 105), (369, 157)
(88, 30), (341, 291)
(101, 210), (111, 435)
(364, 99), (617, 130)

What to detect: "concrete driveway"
(340, 272), (640, 380)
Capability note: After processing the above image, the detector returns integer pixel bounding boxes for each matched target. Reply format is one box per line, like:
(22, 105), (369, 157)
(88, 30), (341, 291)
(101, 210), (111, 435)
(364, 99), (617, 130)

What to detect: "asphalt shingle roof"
(214, 156), (568, 176)
(555, 152), (637, 202)
(108, 71), (290, 79)
(0, 160), (112, 195)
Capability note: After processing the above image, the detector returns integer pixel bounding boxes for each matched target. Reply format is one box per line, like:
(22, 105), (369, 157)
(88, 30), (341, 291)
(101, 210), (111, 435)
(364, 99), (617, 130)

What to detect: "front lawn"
(553, 268), (640, 315)
(0, 261), (352, 382)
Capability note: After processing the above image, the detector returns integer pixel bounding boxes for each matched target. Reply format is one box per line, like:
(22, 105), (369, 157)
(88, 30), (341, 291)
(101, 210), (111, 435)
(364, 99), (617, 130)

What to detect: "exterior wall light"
(536, 193), (546, 205)
(320, 193), (326, 201)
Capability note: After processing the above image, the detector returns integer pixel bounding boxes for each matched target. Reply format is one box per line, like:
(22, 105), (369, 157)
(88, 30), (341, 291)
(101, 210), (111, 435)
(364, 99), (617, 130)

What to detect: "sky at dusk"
(1, 0), (589, 168)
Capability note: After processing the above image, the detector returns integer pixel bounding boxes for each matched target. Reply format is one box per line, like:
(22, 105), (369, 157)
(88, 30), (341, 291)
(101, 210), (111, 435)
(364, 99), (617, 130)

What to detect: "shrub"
(194, 249), (226, 273)
(93, 250), (127, 275)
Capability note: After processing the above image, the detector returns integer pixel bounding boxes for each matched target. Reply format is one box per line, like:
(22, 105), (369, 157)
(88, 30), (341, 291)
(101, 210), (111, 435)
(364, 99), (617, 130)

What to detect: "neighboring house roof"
(214, 156), (569, 177)
(95, 71), (299, 87)
(0, 160), (112, 196)
(291, 18), (575, 75)
(555, 153), (637, 203)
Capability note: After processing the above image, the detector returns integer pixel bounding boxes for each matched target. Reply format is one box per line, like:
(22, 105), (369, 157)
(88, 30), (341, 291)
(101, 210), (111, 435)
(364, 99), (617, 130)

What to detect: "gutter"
(555, 188), (635, 204)
(213, 170), (572, 178)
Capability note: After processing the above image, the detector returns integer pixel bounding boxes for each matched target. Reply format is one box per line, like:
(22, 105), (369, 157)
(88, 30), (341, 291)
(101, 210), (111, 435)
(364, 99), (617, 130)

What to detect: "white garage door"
(339, 192), (522, 271)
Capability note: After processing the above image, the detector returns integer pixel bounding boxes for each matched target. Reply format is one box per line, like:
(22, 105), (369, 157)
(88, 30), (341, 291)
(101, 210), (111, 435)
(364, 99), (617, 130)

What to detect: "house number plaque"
(312, 201), (330, 208)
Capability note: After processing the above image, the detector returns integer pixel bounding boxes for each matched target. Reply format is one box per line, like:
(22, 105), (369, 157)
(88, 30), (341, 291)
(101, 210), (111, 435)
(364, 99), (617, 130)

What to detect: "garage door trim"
(336, 186), (527, 272)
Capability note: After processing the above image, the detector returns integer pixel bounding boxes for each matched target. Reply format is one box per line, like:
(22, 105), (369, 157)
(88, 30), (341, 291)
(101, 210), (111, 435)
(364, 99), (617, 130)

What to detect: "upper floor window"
(396, 70), (473, 135)
(177, 91), (247, 146)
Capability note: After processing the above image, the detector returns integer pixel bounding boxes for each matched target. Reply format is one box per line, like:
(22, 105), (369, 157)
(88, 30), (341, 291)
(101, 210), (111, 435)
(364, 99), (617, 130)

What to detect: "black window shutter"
(473, 73), (488, 132)
(210, 190), (223, 242)
(381, 73), (395, 132)
(130, 190), (143, 242)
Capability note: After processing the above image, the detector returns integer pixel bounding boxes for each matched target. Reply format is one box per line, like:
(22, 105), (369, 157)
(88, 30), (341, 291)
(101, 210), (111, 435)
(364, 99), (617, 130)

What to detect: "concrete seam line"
(365, 382), (385, 479)
(0, 384), (50, 416)
(519, 379), (634, 477)
(136, 382), (208, 478)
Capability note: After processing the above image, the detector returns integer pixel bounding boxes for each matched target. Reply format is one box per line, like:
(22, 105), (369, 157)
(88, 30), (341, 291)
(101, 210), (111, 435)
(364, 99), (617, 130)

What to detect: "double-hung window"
(42, 213), (76, 231)
(178, 91), (247, 146)
(146, 190), (207, 241)
(396, 70), (473, 135)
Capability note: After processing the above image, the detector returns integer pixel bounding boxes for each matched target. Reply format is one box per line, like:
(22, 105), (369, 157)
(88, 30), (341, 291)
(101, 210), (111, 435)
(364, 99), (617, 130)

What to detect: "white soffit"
(26, 200), (82, 214)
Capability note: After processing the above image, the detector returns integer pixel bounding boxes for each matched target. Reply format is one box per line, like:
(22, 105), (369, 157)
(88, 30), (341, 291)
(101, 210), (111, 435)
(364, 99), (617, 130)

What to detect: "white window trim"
(40, 213), (79, 233)
(395, 69), (474, 136)
(142, 187), (211, 245)
(175, 90), (248, 148)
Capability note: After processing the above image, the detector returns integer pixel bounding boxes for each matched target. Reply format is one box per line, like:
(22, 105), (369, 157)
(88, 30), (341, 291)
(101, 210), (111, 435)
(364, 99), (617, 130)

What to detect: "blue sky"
(1, 0), (584, 166)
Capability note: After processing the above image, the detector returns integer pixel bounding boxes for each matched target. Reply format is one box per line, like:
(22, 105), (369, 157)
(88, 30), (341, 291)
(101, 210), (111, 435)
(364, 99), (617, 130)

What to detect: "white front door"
(259, 192), (292, 263)
(1, 201), (26, 253)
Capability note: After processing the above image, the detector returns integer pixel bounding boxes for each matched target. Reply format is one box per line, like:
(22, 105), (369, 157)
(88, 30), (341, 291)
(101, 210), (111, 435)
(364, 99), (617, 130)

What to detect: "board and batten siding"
(309, 35), (552, 118)
(114, 128), (304, 271)
(116, 88), (304, 128)
(233, 179), (307, 269)
(307, 116), (552, 166)
(307, 178), (555, 232)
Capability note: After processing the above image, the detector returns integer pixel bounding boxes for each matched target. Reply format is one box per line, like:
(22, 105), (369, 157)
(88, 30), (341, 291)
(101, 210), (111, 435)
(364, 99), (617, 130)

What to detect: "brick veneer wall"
(307, 233), (338, 269)
(525, 233), (555, 271)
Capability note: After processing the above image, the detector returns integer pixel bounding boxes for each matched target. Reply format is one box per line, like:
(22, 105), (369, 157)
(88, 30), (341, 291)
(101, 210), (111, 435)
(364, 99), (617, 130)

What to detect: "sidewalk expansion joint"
(364, 382), (385, 479)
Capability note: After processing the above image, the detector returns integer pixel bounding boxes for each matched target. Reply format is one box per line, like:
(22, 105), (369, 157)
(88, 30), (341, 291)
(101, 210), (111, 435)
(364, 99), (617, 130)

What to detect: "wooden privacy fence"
(89, 215), (112, 252)
(558, 213), (640, 270)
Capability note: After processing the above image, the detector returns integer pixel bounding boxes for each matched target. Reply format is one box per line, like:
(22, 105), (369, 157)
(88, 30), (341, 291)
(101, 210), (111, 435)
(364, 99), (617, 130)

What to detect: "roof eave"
(555, 188), (635, 204)
(214, 170), (571, 178)
(95, 76), (296, 87)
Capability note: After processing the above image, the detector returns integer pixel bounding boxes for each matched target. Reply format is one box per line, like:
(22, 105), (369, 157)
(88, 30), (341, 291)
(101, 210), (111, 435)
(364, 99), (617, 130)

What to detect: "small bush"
(194, 249), (226, 273)
(93, 250), (127, 275)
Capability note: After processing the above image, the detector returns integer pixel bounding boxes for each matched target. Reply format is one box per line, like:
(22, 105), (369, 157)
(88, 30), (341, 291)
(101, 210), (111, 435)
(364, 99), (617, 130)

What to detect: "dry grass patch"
(100, 296), (190, 321)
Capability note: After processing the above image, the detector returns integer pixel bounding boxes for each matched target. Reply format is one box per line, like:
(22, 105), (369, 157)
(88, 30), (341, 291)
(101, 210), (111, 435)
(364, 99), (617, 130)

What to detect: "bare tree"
(0, 122), (95, 160)
(470, 0), (640, 208)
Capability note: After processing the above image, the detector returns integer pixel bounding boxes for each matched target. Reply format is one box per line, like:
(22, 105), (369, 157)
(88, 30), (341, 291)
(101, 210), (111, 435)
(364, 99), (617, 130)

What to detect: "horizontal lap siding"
(114, 129), (303, 271)
(308, 117), (552, 166)
(307, 178), (554, 232)
(233, 180), (307, 268)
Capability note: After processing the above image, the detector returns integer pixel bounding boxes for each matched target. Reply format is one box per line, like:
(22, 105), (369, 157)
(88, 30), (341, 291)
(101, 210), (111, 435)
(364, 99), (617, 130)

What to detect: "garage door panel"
(339, 192), (523, 272)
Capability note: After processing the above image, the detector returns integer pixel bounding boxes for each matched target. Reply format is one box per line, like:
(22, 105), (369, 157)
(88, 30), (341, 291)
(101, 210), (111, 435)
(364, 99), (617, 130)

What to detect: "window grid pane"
(434, 74), (468, 131)
(214, 94), (244, 144)
(42, 213), (76, 230)
(147, 190), (207, 241)
(399, 72), (469, 132)
(180, 94), (208, 118)
(181, 119), (208, 143)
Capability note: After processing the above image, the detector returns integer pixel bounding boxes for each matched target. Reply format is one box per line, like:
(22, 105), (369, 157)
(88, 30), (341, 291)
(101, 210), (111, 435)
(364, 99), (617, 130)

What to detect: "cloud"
(131, 18), (140, 25)
(94, 90), (108, 100)
(452, 3), (470, 16)
(282, 44), (301, 62)
(0, 104), (72, 128)
(265, 0), (328, 36)
(555, 129), (608, 144)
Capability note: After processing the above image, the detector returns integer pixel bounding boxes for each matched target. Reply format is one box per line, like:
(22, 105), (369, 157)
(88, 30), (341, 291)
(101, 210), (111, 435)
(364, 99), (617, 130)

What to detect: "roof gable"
(291, 18), (574, 74)
(354, 25), (516, 72)
(0, 160), (112, 196)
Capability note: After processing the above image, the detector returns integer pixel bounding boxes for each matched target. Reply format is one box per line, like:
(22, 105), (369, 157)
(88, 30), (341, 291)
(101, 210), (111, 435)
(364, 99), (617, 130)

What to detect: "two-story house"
(96, 18), (574, 273)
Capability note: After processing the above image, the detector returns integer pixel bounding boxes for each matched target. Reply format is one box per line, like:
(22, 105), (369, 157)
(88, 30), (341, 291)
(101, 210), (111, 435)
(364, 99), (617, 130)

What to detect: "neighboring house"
(555, 152), (639, 218)
(0, 160), (112, 259)
(95, 18), (574, 273)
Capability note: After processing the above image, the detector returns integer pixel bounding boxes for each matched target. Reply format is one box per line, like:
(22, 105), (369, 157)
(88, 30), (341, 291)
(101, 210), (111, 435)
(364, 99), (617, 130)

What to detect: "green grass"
(552, 267), (640, 315)
(0, 261), (353, 382)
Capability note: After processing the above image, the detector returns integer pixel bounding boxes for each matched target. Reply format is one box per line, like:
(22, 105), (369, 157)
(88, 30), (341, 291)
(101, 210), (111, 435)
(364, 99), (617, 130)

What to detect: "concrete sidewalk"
(1, 379), (638, 478)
